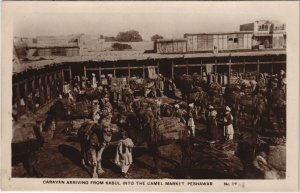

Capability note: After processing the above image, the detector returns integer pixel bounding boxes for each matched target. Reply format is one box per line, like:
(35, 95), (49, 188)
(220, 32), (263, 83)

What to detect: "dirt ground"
(12, 115), (244, 179)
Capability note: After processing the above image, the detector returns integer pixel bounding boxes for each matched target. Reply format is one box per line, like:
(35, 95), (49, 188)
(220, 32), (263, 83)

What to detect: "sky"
(13, 2), (289, 40)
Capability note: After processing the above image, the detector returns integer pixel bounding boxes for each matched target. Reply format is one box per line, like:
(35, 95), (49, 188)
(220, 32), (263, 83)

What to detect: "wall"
(36, 35), (79, 48)
(186, 33), (253, 52)
(272, 33), (286, 49)
(240, 23), (254, 31)
(37, 47), (79, 57)
(79, 35), (105, 55)
(156, 40), (187, 53)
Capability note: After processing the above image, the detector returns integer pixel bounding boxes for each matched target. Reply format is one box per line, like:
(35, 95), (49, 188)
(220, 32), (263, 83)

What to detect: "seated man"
(253, 151), (278, 179)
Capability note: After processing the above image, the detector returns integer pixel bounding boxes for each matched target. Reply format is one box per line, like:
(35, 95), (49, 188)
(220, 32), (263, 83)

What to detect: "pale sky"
(13, 2), (289, 40)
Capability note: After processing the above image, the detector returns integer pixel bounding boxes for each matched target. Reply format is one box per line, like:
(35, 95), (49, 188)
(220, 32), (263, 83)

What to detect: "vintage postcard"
(1, 1), (299, 192)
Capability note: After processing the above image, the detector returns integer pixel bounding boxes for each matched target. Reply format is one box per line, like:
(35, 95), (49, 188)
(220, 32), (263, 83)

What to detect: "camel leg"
(152, 152), (159, 174)
(91, 149), (98, 178)
(96, 146), (106, 175)
(148, 143), (159, 174)
(181, 140), (192, 178)
(80, 144), (90, 170)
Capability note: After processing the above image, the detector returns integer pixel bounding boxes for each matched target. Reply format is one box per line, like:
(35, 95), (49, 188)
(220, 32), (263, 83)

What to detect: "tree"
(151, 34), (164, 41)
(105, 36), (116, 42)
(115, 30), (143, 42)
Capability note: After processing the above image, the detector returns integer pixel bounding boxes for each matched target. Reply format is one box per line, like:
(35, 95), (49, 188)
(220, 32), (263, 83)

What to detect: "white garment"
(188, 117), (195, 136)
(92, 77), (97, 88)
(20, 98), (26, 106)
(206, 64), (213, 74)
(224, 112), (234, 140)
(208, 110), (217, 117)
(68, 93), (74, 102)
(63, 84), (69, 94)
(115, 138), (134, 174)
(148, 67), (157, 79)
(224, 124), (234, 140)
(93, 113), (100, 123)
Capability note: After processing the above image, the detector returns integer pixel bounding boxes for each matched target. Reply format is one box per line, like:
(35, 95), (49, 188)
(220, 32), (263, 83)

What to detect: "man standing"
(92, 73), (97, 89)
(224, 106), (234, 142)
(208, 105), (218, 143)
(115, 131), (134, 178)
(122, 84), (134, 112)
(174, 104), (186, 124)
(92, 100), (100, 123)
(187, 112), (195, 137)
(111, 83), (121, 106)
(155, 74), (165, 97)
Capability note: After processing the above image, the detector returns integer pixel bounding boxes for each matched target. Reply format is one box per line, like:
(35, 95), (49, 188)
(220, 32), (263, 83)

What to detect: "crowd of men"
(57, 69), (287, 144)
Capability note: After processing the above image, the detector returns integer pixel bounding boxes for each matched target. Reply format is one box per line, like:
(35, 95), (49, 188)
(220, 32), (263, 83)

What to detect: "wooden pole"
(271, 57), (274, 74)
(49, 74), (53, 99)
(44, 75), (49, 102)
(24, 80), (28, 106)
(15, 84), (20, 108)
(257, 57), (260, 75)
(61, 69), (65, 92)
(186, 59), (189, 75)
(228, 59), (232, 85)
(84, 64), (87, 77)
(171, 60), (174, 79)
(69, 65), (72, 81)
(214, 58), (218, 74)
(243, 58), (246, 78)
(142, 64), (145, 79)
(31, 77), (36, 102)
(113, 62), (116, 77)
(128, 63), (130, 77)
(99, 66), (102, 81)
(31, 77), (37, 111)
(200, 59), (203, 78)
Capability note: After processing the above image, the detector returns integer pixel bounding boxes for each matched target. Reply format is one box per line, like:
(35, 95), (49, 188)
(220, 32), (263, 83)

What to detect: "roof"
(13, 50), (286, 74)
(29, 45), (79, 49)
(31, 34), (81, 49)
(156, 38), (187, 43)
(184, 31), (253, 36)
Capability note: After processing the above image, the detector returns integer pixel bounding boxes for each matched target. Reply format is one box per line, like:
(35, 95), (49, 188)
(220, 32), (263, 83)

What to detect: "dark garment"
(208, 116), (218, 141)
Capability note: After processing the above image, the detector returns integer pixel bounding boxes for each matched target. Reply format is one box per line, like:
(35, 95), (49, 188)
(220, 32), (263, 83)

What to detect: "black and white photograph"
(1, 1), (299, 191)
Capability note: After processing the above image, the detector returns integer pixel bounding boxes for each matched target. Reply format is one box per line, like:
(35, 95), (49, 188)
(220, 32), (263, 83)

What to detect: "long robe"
(208, 110), (218, 141)
(115, 138), (134, 174)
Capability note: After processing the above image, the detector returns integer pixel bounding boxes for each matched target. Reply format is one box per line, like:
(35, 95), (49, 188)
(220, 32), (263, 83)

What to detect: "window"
(234, 38), (238, 43)
(258, 24), (268, 31)
(228, 38), (233, 41)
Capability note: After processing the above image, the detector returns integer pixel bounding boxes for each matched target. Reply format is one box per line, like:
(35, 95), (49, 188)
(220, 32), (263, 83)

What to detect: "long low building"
(12, 49), (286, 118)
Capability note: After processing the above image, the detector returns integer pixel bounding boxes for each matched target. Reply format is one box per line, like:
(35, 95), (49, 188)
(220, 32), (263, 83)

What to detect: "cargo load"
(155, 117), (186, 140)
(129, 78), (146, 91)
(71, 101), (91, 117)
